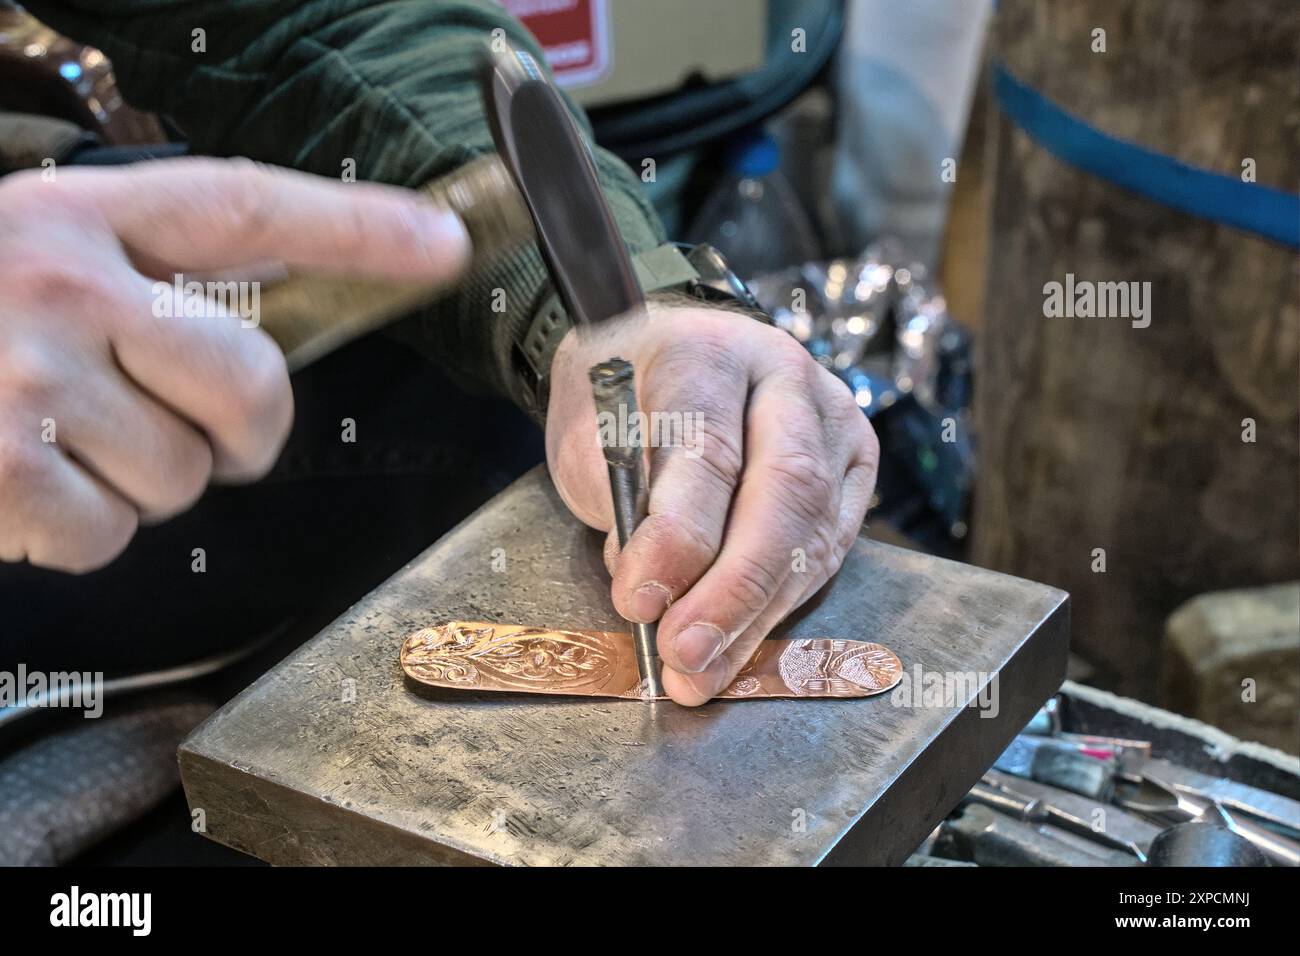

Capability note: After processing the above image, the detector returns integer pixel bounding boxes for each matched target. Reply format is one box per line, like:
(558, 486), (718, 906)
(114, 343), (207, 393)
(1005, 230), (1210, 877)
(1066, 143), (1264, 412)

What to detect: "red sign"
(501, 0), (611, 87)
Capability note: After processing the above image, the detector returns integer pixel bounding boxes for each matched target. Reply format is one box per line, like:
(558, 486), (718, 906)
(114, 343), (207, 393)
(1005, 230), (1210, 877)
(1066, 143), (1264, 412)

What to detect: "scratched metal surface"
(180, 466), (1068, 866)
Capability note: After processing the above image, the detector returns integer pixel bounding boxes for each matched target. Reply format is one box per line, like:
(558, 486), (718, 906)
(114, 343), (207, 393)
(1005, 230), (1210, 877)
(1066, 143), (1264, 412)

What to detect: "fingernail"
(673, 623), (725, 673)
(401, 204), (470, 268)
(628, 582), (671, 622)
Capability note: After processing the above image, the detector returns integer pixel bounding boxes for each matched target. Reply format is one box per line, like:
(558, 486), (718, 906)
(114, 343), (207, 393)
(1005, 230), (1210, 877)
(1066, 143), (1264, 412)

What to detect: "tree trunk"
(973, 0), (1300, 698)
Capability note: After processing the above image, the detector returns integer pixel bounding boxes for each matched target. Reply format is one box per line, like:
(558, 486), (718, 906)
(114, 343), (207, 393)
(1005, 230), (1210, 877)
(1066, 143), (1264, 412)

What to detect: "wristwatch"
(512, 241), (767, 421)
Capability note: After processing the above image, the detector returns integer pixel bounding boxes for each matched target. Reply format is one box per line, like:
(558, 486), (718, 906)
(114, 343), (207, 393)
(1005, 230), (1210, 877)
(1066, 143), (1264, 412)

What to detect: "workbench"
(179, 466), (1068, 865)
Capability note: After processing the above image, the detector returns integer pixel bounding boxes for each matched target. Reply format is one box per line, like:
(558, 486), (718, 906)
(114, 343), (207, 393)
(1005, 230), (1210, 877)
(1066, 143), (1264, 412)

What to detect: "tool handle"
(968, 784), (1039, 820)
(256, 155), (532, 371)
(258, 275), (436, 372)
(1214, 804), (1300, 866)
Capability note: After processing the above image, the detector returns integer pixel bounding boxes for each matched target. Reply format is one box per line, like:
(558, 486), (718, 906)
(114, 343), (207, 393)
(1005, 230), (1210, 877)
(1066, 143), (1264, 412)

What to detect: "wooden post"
(973, 0), (1300, 698)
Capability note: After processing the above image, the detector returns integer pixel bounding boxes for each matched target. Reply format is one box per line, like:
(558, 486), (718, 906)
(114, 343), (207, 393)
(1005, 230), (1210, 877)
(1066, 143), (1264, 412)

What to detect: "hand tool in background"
(1059, 732), (1152, 757)
(480, 45), (663, 696)
(981, 768), (1161, 851)
(968, 774), (1148, 861)
(1143, 822), (1270, 867)
(1018, 694), (1297, 840)
(257, 153), (533, 371)
(1117, 756), (1300, 838)
(939, 698), (1300, 867)
(993, 733), (1118, 800)
(1114, 772), (1300, 866)
(1017, 698), (1152, 758)
(940, 803), (1140, 867)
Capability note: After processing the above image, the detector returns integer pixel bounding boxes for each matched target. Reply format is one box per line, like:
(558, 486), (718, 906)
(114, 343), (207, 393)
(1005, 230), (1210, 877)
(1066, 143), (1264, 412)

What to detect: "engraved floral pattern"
(403, 623), (615, 691)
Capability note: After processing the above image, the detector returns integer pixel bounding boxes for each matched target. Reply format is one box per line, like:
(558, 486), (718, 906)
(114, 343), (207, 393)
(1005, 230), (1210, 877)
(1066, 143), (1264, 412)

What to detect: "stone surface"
(1162, 582), (1300, 755)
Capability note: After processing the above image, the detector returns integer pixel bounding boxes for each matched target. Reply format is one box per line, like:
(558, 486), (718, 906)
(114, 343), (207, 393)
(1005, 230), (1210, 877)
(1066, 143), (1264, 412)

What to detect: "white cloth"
(831, 0), (993, 265)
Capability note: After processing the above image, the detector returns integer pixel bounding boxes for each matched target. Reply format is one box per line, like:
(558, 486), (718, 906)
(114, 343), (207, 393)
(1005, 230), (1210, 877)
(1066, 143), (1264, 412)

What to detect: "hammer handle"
(257, 154), (532, 371)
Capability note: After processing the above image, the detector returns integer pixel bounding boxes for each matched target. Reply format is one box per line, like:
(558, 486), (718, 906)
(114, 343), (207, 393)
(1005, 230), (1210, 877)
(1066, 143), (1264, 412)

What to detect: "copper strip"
(400, 622), (903, 701)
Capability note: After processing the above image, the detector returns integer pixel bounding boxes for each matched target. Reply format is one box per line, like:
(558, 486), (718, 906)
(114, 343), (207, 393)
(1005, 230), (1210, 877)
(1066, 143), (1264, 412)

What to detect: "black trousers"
(0, 333), (543, 678)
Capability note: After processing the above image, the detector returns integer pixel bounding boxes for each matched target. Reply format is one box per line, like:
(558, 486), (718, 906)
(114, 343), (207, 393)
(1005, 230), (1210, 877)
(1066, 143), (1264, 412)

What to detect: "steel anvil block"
(179, 466), (1068, 865)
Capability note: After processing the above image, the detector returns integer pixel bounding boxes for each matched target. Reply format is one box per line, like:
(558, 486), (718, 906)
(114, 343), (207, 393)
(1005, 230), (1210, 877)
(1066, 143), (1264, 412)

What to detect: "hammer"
(254, 153), (533, 371)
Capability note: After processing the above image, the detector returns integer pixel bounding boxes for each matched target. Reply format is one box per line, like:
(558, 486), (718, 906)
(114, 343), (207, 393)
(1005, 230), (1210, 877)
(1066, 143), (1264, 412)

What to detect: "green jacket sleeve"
(23, 0), (666, 416)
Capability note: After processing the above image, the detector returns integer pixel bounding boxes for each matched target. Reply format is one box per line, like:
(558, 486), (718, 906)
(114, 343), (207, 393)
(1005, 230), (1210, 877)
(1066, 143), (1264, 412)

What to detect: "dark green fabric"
(24, 0), (666, 417)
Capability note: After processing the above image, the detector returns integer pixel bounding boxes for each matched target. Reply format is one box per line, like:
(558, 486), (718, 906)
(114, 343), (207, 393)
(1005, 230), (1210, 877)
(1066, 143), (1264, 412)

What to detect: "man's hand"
(547, 302), (880, 706)
(0, 158), (468, 572)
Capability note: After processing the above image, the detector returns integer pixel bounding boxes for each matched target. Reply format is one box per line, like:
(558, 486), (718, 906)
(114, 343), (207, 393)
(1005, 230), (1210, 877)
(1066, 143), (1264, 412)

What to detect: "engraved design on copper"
(402, 623), (617, 693)
(401, 622), (902, 701)
(724, 676), (762, 697)
(776, 638), (902, 696)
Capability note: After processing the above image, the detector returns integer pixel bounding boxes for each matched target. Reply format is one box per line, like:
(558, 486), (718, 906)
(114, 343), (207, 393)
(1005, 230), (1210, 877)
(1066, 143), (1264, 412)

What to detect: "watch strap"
(513, 243), (702, 421)
(513, 287), (570, 420)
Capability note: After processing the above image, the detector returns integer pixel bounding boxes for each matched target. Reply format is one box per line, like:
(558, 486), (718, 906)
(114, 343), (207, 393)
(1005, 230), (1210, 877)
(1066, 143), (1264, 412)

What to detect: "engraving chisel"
(589, 359), (664, 698)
